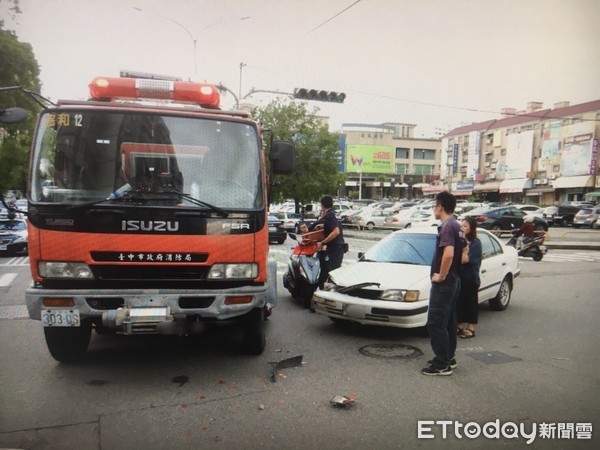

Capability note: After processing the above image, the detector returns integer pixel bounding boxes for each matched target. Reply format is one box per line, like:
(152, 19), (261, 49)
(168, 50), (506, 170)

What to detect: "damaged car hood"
(329, 261), (430, 291)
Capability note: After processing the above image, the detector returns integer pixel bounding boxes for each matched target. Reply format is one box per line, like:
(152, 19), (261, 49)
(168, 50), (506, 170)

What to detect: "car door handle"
(481, 269), (487, 274)
(502, 263), (506, 266)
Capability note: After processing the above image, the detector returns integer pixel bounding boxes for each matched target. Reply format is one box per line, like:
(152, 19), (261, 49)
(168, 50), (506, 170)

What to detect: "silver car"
(573, 206), (600, 228)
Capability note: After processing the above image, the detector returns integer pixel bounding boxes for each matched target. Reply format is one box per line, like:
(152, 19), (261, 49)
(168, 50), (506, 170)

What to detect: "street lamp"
(239, 62), (246, 102)
(133, 7), (197, 77)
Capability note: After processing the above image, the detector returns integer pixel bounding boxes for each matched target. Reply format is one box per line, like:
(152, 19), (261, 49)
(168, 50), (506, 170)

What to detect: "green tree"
(0, 12), (42, 196)
(254, 100), (344, 212)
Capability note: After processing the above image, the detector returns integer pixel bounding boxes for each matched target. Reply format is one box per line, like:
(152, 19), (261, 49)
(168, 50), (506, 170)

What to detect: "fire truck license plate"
(41, 310), (81, 327)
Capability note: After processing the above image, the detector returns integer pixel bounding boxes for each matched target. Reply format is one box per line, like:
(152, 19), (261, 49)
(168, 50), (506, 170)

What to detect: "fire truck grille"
(91, 265), (210, 281)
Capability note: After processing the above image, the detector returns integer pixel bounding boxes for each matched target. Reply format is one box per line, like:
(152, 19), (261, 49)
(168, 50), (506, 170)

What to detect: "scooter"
(283, 229), (324, 308)
(506, 229), (547, 261)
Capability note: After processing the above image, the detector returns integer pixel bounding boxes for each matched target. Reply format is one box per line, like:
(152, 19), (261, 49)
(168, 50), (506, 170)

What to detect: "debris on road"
(330, 393), (356, 409)
(269, 355), (303, 382)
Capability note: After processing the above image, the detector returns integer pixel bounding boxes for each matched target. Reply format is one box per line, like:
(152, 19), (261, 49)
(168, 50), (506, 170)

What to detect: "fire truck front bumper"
(26, 285), (270, 335)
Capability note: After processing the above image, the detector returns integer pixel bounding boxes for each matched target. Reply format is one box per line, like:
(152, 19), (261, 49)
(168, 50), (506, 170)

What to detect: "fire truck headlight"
(208, 264), (258, 280)
(39, 262), (94, 279)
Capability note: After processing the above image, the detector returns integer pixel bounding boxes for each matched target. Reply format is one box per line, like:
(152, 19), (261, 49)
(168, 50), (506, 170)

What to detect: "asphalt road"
(0, 237), (599, 449)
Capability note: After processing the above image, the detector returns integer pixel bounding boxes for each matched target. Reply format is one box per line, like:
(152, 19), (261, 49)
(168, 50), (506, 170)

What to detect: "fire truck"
(10, 73), (294, 361)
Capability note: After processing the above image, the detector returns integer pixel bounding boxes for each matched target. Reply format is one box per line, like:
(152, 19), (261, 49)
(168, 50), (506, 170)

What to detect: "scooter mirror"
(288, 233), (297, 241)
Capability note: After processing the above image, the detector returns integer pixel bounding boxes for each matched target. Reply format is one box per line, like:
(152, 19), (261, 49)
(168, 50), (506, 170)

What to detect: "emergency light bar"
(89, 77), (220, 108)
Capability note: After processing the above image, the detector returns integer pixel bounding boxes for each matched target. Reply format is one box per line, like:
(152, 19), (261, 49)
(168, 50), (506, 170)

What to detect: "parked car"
(0, 217), (28, 254)
(462, 206), (548, 235)
(594, 218), (600, 230)
(573, 206), (600, 228)
(276, 212), (303, 232)
(357, 209), (389, 230)
(313, 227), (520, 328)
(542, 205), (580, 227)
(409, 211), (441, 228)
(268, 215), (287, 245)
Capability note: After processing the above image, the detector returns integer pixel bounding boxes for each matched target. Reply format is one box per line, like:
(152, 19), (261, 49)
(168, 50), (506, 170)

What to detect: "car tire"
(573, 224), (580, 229)
(489, 277), (512, 311)
(277, 238), (286, 245)
(43, 319), (92, 362)
(405, 223), (411, 229)
(366, 222), (375, 230)
(491, 224), (502, 236)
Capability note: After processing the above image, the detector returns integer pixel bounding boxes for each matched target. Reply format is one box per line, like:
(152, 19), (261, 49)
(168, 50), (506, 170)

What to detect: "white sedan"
(313, 227), (520, 328)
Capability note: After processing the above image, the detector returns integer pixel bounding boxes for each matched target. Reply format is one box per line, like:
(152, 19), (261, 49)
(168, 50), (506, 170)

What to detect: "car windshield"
(363, 233), (435, 265)
(0, 220), (26, 231)
(465, 206), (491, 216)
(578, 209), (592, 215)
(31, 110), (262, 210)
(544, 206), (558, 214)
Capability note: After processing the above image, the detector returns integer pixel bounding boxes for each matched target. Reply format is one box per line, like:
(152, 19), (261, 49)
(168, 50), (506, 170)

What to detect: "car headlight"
(12, 236), (27, 244)
(39, 261), (94, 279)
(208, 263), (258, 280)
(379, 289), (420, 302)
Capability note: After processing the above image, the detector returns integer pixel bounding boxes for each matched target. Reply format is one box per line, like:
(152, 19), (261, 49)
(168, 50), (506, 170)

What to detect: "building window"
(553, 165), (560, 172)
(395, 147), (409, 159)
(361, 133), (365, 138)
(501, 148), (506, 156)
(485, 153), (493, 163)
(395, 164), (408, 174)
(414, 149), (436, 160)
(413, 164), (433, 175)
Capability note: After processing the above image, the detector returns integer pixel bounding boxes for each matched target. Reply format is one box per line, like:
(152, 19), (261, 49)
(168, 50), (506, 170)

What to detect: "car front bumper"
(313, 290), (429, 328)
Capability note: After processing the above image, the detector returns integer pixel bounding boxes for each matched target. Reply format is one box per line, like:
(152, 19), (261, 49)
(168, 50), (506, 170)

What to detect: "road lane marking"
(0, 305), (28, 319)
(0, 256), (29, 266)
(0, 273), (18, 287)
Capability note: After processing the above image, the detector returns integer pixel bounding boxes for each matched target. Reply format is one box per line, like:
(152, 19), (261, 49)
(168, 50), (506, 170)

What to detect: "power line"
(307, 0), (363, 35)
(356, 90), (600, 123)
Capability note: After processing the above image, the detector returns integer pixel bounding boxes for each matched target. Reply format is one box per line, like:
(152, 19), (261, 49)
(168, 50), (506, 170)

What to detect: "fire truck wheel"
(242, 308), (266, 355)
(43, 320), (92, 362)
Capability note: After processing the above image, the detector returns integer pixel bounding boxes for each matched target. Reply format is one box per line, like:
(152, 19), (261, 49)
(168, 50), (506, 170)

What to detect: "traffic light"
(293, 88), (346, 103)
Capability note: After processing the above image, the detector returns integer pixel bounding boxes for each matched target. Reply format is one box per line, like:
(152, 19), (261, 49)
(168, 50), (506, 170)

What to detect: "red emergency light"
(89, 76), (220, 108)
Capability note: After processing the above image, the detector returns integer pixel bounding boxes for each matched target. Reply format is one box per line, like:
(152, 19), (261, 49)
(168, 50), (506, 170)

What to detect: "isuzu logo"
(121, 220), (179, 232)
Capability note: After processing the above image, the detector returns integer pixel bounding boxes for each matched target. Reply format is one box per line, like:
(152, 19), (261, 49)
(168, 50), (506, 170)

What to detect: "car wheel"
(277, 238), (286, 245)
(366, 222), (375, 230)
(43, 319), (92, 362)
(491, 224), (502, 236)
(573, 224), (580, 229)
(489, 277), (512, 311)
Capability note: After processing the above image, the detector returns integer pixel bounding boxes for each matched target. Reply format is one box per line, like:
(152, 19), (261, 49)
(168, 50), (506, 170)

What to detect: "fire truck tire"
(242, 308), (266, 355)
(43, 320), (92, 362)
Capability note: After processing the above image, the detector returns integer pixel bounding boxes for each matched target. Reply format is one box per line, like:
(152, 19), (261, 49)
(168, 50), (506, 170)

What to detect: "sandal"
(460, 329), (475, 339)
(457, 328), (465, 336)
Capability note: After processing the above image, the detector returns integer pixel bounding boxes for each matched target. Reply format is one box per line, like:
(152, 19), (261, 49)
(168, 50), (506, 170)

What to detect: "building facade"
(441, 100), (600, 205)
(338, 123), (442, 199)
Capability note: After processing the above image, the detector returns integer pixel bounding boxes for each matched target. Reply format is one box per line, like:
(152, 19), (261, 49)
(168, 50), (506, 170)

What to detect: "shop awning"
(395, 183), (409, 188)
(366, 181), (391, 187)
(453, 190), (472, 196)
(473, 181), (501, 192)
(345, 181), (358, 187)
(525, 187), (555, 196)
(585, 191), (600, 198)
(499, 178), (533, 193)
(551, 175), (594, 189)
(412, 183), (430, 189)
(422, 185), (448, 193)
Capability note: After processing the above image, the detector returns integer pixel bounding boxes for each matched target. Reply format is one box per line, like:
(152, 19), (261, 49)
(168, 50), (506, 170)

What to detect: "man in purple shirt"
(421, 191), (464, 376)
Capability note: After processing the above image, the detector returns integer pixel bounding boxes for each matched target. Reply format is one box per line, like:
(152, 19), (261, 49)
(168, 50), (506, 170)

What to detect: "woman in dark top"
(457, 217), (482, 338)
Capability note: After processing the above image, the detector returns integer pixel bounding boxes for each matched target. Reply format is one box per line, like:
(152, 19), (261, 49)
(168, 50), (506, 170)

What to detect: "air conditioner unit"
(540, 179), (548, 185)
(491, 164), (497, 169)
(549, 174), (556, 180)
(534, 179), (541, 185)
(489, 174), (496, 179)
(485, 162), (490, 167)
(492, 160), (498, 163)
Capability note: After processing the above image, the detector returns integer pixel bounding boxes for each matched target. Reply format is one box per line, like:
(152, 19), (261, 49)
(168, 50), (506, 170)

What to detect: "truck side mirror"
(270, 141), (295, 175)
(0, 107), (28, 124)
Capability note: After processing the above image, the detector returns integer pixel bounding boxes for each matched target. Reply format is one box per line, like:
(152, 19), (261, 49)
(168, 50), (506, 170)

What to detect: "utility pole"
(239, 62), (246, 102)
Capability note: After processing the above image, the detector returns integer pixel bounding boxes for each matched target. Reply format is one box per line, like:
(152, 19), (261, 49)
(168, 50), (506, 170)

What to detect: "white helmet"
(524, 215), (534, 223)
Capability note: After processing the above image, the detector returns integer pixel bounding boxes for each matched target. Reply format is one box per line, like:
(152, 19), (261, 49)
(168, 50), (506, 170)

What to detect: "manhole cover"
(359, 343), (423, 359)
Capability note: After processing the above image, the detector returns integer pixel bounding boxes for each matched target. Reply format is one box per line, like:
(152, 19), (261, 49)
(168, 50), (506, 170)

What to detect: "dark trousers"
(426, 277), (461, 369)
(318, 245), (344, 289)
(457, 279), (479, 324)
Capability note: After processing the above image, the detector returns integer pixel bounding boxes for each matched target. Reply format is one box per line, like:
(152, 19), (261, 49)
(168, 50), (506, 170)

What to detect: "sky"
(4, 0), (600, 137)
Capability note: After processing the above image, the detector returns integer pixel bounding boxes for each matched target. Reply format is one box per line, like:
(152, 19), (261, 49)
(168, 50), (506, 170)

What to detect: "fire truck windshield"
(31, 110), (263, 210)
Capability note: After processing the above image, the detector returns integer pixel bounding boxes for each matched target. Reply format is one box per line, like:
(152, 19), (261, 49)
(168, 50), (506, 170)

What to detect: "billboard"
(345, 144), (393, 174)
(560, 122), (595, 176)
(466, 131), (480, 180)
(506, 130), (534, 179)
(539, 120), (561, 170)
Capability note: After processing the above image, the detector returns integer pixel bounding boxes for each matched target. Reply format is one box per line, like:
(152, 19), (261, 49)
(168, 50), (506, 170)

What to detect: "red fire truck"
(17, 73), (294, 361)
